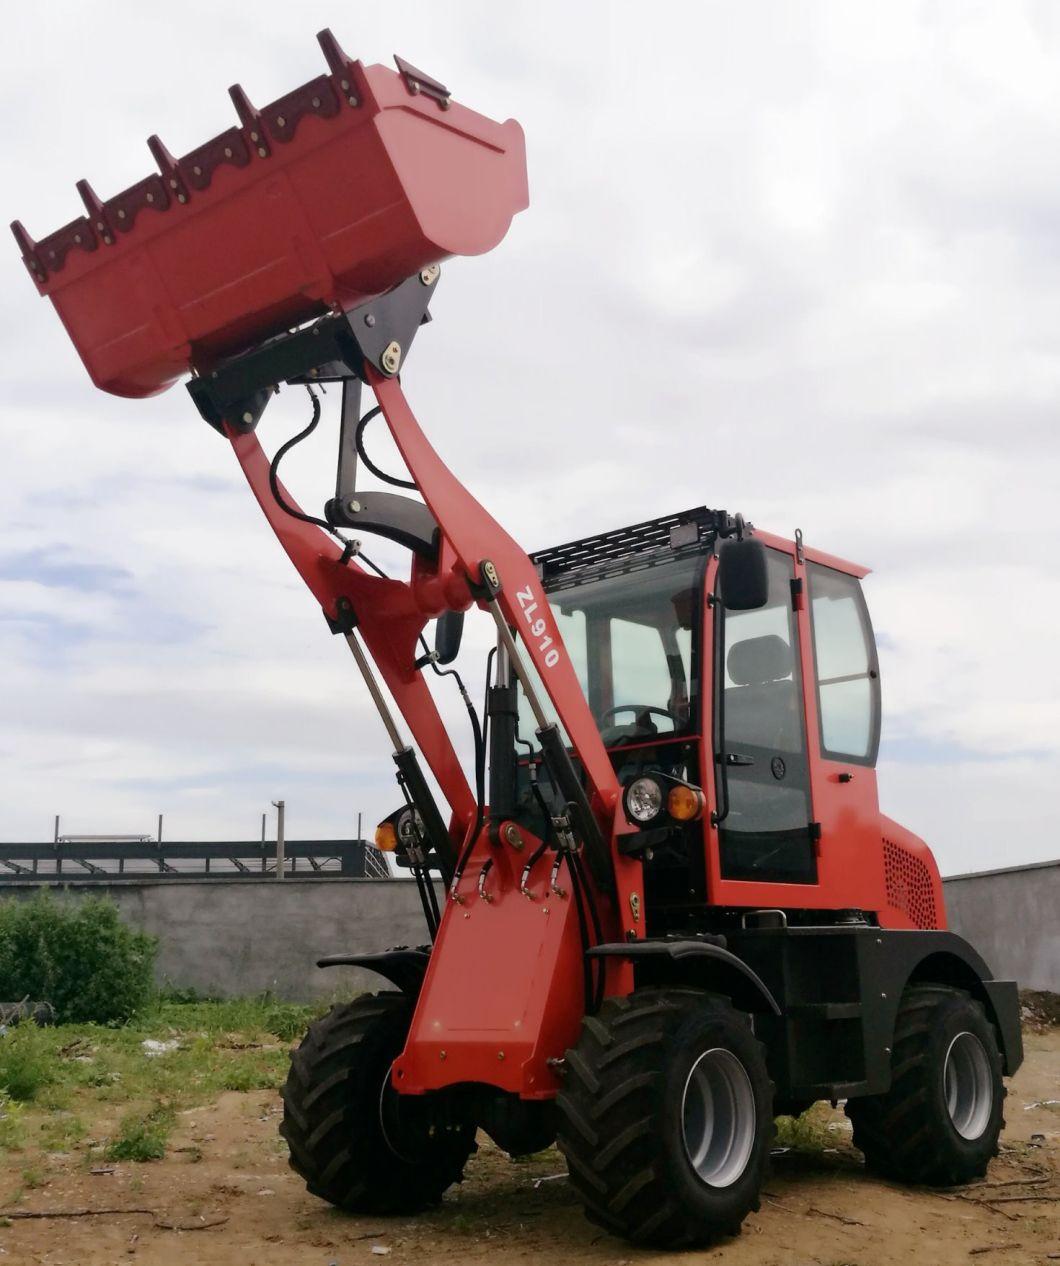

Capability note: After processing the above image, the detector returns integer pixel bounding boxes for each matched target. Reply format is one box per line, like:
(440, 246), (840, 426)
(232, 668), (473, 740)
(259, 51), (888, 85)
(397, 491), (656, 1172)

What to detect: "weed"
(20, 1165), (45, 1190)
(0, 1097), (24, 1152)
(106, 1105), (174, 1162)
(0, 1027), (54, 1102)
(775, 1107), (832, 1152)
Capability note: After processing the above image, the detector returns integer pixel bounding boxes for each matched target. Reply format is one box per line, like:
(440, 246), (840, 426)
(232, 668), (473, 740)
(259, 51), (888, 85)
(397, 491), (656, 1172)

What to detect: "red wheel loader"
(13, 30), (1022, 1247)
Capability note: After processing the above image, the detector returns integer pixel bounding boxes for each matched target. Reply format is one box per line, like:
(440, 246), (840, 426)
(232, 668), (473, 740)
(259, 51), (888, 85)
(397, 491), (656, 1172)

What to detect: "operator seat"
(724, 634), (801, 751)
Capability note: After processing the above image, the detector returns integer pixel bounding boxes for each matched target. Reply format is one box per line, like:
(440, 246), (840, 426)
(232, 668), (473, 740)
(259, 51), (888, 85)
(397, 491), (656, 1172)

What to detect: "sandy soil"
(1, 1028), (1057, 1266)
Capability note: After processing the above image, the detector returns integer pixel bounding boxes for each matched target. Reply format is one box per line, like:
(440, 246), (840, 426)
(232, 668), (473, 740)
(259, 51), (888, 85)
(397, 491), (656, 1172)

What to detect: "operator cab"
(511, 506), (883, 933)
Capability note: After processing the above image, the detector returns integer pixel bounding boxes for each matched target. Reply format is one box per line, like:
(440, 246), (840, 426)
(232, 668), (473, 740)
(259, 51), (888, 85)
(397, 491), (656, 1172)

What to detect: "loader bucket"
(11, 31), (528, 398)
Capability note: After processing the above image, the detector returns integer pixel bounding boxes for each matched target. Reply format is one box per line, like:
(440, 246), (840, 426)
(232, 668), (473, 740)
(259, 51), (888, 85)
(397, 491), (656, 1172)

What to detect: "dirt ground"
(1, 1028), (1057, 1266)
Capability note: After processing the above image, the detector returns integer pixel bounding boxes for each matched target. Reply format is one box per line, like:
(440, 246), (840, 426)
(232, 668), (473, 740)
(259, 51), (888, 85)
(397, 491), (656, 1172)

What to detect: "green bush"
(0, 892), (157, 1025)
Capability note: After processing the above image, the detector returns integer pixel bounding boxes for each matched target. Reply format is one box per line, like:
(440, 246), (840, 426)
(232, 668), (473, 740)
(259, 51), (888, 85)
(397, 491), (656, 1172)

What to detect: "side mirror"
(718, 538), (769, 611)
(434, 610), (465, 665)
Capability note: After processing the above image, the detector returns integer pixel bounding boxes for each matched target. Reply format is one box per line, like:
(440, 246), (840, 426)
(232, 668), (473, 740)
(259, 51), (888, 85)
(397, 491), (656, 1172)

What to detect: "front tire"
(846, 984), (1005, 1185)
(556, 988), (773, 1248)
(280, 992), (476, 1214)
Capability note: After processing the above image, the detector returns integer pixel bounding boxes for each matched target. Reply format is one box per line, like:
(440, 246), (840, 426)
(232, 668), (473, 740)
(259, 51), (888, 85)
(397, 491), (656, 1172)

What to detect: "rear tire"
(556, 988), (773, 1248)
(280, 992), (476, 1214)
(846, 984), (1005, 1185)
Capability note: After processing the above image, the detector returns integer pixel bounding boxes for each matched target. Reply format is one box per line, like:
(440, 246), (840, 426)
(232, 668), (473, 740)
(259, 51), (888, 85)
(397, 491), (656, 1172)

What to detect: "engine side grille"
(883, 836), (938, 929)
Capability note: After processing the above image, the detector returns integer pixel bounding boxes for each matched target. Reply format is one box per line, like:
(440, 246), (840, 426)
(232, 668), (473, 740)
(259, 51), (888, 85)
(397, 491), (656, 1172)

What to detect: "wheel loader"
(12, 30), (1022, 1248)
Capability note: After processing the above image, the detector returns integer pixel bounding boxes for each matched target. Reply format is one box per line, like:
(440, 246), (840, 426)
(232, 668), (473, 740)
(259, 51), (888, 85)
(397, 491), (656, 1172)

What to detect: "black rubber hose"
(268, 387), (336, 533)
(355, 405), (416, 489)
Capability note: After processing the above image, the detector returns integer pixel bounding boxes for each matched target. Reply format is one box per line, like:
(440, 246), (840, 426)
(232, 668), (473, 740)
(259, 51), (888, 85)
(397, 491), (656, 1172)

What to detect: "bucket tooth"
(148, 135), (190, 205)
(229, 84), (271, 159)
(75, 179), (115, 246)
(316, 28), (361, 107)
(10, 220), (47, 284)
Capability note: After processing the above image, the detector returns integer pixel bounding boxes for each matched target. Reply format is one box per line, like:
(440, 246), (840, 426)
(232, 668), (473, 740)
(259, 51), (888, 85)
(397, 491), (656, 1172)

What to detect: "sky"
(1, 1), (1058, 877)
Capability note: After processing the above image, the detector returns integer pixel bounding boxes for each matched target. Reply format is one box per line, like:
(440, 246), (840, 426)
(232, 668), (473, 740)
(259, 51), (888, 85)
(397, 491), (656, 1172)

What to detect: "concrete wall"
(943, 860), (1059, 992)
(1, 877), (435, 1001)
(4, 861), (1056, 1000)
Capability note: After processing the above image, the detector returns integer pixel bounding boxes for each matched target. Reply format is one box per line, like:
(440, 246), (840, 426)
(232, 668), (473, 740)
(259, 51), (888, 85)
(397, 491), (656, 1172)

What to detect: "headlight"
(624, 776), (664, 824)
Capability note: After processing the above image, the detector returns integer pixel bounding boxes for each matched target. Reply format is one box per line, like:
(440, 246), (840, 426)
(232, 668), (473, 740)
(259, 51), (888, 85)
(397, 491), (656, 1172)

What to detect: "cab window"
(806, 563), (880, 764)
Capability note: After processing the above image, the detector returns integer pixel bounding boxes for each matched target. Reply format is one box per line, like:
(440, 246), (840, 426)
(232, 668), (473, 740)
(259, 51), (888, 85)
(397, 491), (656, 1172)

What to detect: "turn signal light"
(375, 822), (399, 852)
(667, 784), (705, 822)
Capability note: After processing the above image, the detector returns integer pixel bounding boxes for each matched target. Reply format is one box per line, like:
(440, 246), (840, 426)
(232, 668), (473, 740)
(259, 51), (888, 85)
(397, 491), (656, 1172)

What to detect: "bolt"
(419, 263), (440, 286)
(224, 146), (233, 158)
(381, 341), (402, 374)
(193, 165), (202, 176)
(276, 115), (286, 127)
(502, 822), (524, 851)
(348, 96), (358, 107)
(439, 1050), (447, 1060)
(341, 79), (350, 91)
(347, 499), (362, 514)
(73, 233), (82, 244)
(242, 411), (254, 424)
(258, 147), (267, 158)
(169, 179), (178, 189)
(250, 131), (259, 142)
(117, 209), (126, 219)
(177, 194), (187, 204)
(311, 96), (321, 108)
(146, 193), (154, 204)
(497, 1050), (505, 1061)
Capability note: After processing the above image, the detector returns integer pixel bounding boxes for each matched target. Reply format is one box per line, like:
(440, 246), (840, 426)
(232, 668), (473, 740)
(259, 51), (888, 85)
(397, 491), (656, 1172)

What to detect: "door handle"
(725, 752), (755, 767)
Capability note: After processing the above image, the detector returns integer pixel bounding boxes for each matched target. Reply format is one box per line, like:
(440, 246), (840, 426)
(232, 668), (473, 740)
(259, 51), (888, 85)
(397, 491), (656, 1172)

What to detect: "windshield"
(515, 555), (703, 752)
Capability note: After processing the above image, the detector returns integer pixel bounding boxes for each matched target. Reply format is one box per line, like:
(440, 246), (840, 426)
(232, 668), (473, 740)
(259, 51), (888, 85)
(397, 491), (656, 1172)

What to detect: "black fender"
(316, 948), (429, 997)
(587, 940), (782, 1016)
(896, 932), (1023, 1076)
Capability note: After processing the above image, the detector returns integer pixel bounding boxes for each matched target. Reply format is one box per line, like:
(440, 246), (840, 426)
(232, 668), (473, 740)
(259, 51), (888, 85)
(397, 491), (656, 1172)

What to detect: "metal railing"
(0, 837), (390, 881)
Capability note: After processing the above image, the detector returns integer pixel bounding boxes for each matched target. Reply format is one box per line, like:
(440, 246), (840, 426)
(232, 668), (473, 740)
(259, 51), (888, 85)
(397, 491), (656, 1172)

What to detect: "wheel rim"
(680, 1047), (757, 1188)
(943, 1031), (993, 1140)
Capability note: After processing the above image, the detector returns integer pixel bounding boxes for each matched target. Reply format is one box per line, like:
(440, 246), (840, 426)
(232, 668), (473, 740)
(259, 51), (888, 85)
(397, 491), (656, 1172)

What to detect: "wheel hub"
(680, 1047), (756, 1188)
(943, 1031), (993, 1140)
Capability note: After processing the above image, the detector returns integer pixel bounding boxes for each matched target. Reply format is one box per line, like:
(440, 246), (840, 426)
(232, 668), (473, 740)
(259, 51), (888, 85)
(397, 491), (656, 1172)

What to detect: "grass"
(106, 1105), (174, 1162)
(0, 993), (331, 1200)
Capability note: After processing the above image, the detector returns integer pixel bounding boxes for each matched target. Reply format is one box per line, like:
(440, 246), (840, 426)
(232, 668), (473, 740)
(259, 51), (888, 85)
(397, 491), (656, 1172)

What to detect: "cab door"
(796, 559), (885, 912)
(709, 546), (818, 887)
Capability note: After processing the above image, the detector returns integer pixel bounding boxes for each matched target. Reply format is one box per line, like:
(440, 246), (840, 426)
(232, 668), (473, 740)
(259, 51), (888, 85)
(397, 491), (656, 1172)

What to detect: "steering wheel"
(599, 704), (676, 728)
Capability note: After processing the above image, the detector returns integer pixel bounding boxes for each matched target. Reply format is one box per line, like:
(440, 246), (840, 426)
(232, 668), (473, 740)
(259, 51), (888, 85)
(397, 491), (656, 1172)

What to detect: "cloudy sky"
(1, 1), (1058, 877)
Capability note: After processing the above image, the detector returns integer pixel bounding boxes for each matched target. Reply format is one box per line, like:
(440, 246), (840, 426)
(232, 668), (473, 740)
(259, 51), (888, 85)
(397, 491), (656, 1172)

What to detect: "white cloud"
(1, 1), (1057, 876)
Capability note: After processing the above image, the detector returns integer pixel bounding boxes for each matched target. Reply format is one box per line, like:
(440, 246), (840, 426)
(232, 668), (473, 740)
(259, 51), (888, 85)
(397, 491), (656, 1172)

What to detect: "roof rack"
(531, 506), (733, 592)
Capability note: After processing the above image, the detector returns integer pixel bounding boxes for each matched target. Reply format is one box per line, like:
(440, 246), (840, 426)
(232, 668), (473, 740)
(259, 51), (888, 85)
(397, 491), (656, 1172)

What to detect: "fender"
(587, 939), (782, 1016)
(317, 948), (430, 997)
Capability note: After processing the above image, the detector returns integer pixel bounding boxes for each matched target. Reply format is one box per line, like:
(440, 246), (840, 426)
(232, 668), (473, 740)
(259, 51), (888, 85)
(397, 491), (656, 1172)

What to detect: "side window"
(807, 564), (880, 764)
